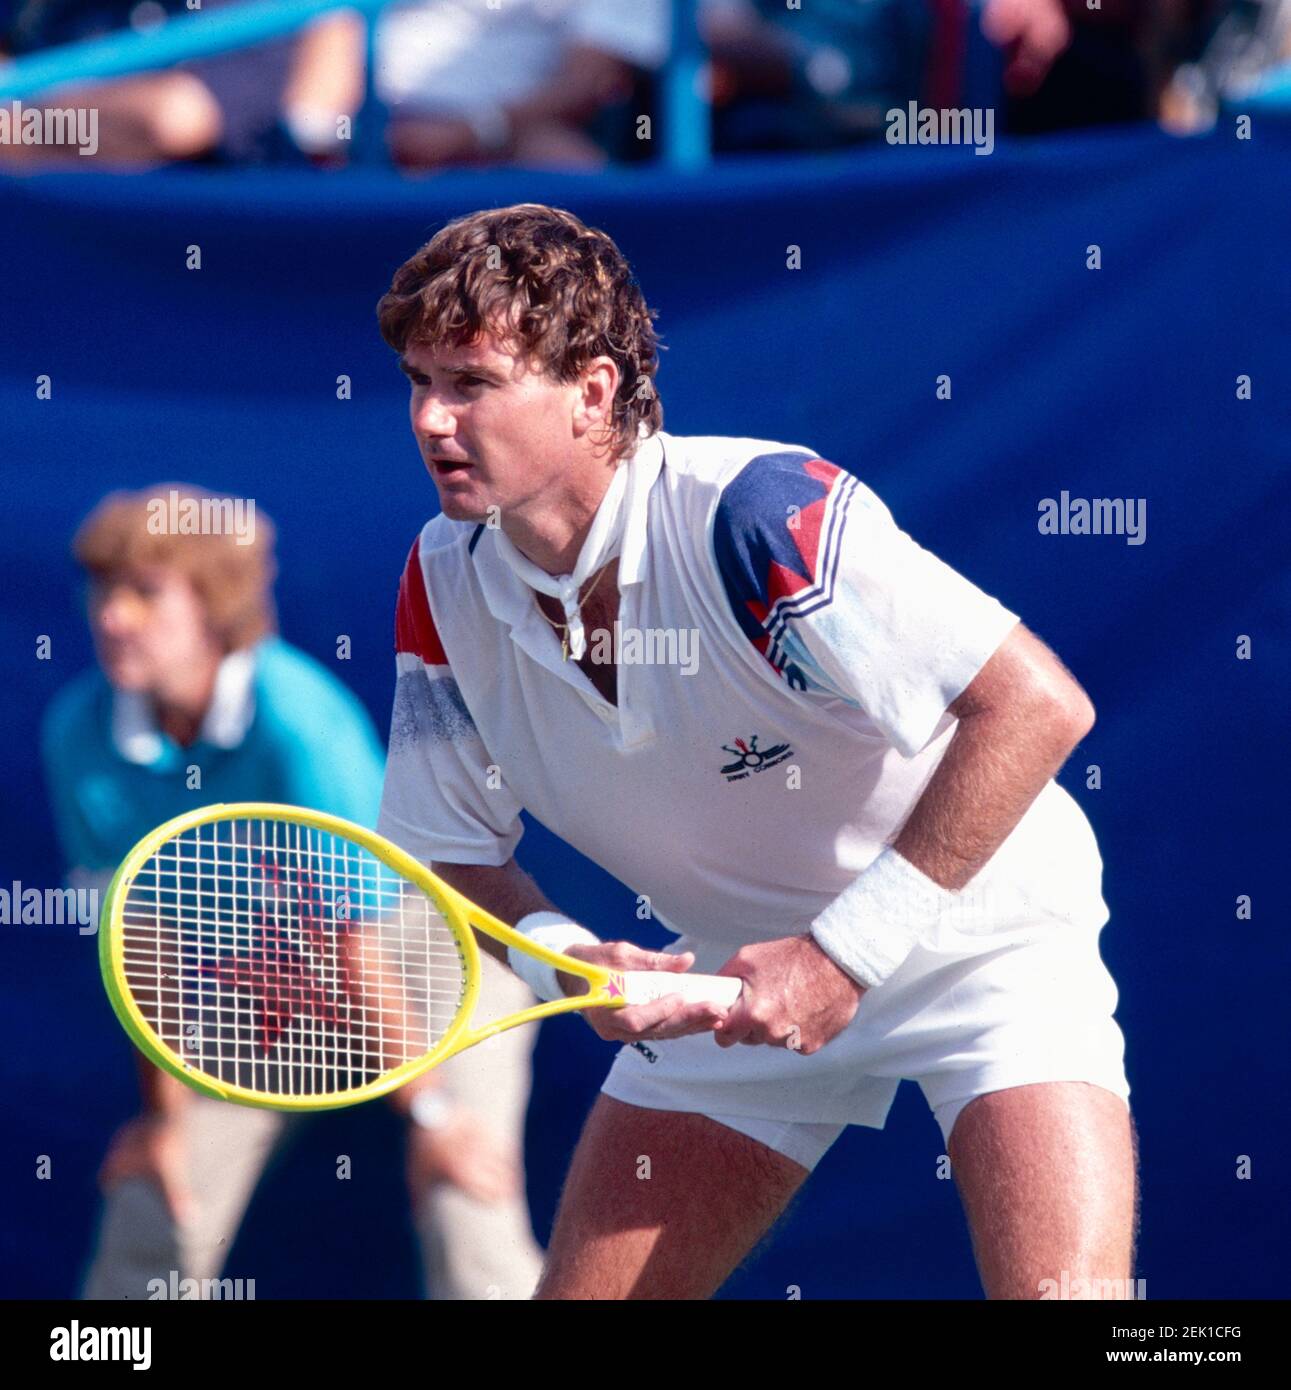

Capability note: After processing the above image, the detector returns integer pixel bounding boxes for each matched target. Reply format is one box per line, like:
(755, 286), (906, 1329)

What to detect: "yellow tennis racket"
(98, 802), (742, 1111)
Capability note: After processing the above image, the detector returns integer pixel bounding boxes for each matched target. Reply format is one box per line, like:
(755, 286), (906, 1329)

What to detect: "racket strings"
(119, 817), (468, 1098)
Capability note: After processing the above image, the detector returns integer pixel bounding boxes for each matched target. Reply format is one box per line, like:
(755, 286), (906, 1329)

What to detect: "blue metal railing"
(664, 0), (710, 171)
(1244, 57), (1291, 108)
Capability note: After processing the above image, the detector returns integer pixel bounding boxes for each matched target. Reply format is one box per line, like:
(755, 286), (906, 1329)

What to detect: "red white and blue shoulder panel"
(395, 536), (450, 671)
(711, 450), (860, 691)
(390, 535), (477, 745)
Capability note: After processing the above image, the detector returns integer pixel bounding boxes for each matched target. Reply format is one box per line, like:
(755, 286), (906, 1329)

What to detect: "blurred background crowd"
(1, 0), (1289, 172)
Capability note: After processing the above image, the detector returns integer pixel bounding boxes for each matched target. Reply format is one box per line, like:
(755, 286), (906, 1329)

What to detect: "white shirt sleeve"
(376, 540), (524, 868)
(377, 662), (525, 868)
(565, 0), (672, 71)
(712, 452), (1020, 759)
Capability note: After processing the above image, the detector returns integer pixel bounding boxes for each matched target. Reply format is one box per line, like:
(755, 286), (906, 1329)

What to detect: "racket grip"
(620, 971), (743, 1008)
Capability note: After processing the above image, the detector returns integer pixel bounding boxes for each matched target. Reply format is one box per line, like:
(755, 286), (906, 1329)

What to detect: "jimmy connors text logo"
(720, 735), (793, 781)
(0, 100), (99, 156)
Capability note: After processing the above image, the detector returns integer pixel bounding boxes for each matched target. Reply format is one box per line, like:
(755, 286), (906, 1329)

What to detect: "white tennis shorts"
(601, 900), (1131, 1172)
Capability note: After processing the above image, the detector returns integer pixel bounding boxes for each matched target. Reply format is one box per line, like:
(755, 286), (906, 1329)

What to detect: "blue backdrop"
(2, 123), (1288, 1298)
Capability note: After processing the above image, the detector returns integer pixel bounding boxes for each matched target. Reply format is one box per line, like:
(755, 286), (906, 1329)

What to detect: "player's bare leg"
(948, 1080), (1138, 1299)
(535, 1095), (808, 1300)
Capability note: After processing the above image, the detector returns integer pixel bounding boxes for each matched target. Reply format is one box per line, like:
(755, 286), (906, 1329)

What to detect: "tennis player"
(375, 204), (1137, 1300)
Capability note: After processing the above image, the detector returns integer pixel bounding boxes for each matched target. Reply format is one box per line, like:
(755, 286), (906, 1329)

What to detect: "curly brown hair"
(376, 204), (663, 459)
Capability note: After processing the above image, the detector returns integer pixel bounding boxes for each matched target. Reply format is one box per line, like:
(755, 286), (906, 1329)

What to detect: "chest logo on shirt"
(719, 735), (793, 781)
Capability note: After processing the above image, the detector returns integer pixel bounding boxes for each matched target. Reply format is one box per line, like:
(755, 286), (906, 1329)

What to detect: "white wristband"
(508, 912), (601, 1002)
(809, 846), (955, 990)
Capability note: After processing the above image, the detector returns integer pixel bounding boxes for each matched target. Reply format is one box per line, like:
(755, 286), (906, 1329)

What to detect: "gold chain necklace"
(535, 561), (614, 661)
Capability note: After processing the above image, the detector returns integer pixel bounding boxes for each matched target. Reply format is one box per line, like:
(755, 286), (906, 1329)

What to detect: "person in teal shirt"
(42, 631), (385, 872)
(44, 482), (542, 1301)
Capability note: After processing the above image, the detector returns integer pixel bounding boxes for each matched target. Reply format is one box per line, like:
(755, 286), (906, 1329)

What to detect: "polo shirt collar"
(474, 428), (666, 631)
(111, 644), (258, 767)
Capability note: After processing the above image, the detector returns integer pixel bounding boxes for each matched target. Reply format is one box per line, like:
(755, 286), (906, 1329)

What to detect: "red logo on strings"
(201, 854), (352, 1054)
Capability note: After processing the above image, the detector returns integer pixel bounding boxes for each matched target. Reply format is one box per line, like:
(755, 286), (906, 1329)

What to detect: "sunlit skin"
(401, 331), (624, 575)
(88, 565), (223, 748)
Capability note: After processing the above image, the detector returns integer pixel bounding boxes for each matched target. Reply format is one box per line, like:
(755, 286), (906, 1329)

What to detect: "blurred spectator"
(0, 0), (667, 170)
(0, 0), (361, 166)
(44, 483), (544, 1299)
(976, 0), (1291, 136)
(985, 0), (1156, 133)
(1157, 0), (1291, 133)
(977, 0), (1072, 101)
(698, 1), (1076, 153)
(371, 0), (668, 171)
(6, 0), (1282, 170)
(704, 0), (934, 152)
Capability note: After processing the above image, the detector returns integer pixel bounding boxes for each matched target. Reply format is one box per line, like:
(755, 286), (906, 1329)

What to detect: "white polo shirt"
(377, 430), (1109, 963)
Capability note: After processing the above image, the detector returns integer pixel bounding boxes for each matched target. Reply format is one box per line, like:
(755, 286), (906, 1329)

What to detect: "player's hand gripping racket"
(98, 803), (742, 1110)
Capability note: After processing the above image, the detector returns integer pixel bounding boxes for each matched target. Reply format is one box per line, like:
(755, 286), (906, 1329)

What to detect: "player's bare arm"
(431, 859), (557, 956)
(433, 859), (730, 1044)
(896, 622), (1094, 886)
(715, 623), (1094, 1053)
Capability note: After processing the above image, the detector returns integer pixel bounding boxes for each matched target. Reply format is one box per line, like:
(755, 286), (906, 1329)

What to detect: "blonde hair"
(73, 484), (277, 653)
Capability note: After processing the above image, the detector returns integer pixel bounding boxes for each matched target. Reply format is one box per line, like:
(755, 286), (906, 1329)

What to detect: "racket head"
(98, 803), (483, 1110)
